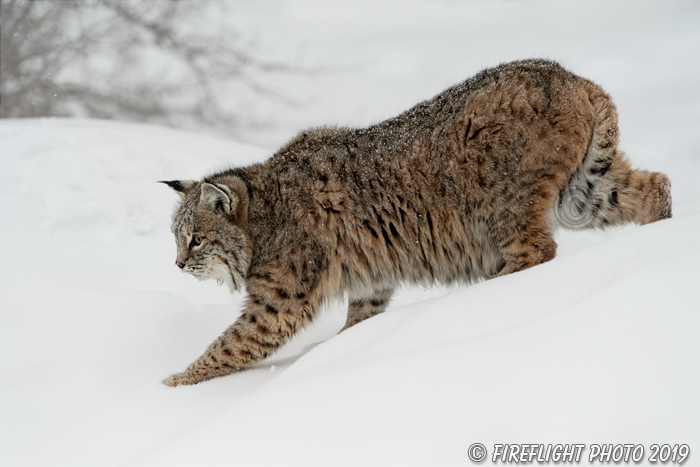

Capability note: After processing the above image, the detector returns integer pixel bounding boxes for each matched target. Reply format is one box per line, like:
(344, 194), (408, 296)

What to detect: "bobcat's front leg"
(163, 278), (318, 387)
(340, 287), (394, 332)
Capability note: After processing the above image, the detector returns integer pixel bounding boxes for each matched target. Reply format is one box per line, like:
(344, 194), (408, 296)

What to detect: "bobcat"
(161, 59), (671, 387)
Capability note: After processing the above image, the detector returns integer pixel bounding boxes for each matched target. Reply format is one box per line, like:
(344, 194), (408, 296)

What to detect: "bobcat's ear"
(160, 180), (197, 198)
(200, 183), (236, 215)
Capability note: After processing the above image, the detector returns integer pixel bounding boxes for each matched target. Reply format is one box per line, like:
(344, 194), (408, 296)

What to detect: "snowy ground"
(1, 1), (700, 466)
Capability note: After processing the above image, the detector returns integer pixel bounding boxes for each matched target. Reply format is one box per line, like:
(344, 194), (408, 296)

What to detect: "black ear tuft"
(159, 180), (197, 197)
(159, 180), (183, 191)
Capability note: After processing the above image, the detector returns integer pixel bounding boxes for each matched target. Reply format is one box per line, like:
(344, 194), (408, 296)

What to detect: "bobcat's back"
(233, 59), (592, 295)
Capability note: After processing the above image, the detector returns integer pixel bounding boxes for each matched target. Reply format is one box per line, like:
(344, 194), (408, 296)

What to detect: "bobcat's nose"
(175, 260), (185, 269)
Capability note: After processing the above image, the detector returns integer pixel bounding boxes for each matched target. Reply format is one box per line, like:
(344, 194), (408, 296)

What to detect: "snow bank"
(1, 117), (698, 467)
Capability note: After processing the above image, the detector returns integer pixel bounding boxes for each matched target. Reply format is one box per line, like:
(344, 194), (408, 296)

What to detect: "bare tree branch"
(0, 0), (304, 134)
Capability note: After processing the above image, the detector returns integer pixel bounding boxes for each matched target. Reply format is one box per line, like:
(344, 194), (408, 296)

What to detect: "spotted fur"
(161, 59), (671, 387)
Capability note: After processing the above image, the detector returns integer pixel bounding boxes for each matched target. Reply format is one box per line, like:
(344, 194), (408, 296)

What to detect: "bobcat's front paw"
(162, 372), (200, 387)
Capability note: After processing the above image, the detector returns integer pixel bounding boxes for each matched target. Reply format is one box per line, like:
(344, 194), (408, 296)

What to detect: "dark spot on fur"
(380, 226), (394, 249)
(389, 222), (400, 237)
(363, 219), (379, 238)
(276, 288), (289, 299)
(590, 164), (610, 176)
(266, 305), (278, 315)
(251, 273), (274, 283)
(372, 206), (386, 225)
(370, 299), (384, 307)
(248, 335), (277, 349)
(469, 125), (486, 140)
(609, 190), (618, 207)
(426, 211), (435, 239)
(223, 348), (232, 356)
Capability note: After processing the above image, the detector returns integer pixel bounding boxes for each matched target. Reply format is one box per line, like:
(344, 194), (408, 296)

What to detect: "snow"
(1, 1), (700, 466)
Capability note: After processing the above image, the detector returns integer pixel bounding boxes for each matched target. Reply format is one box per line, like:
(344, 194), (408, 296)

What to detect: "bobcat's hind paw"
(163, 372), (199, 387)
(657, 175), (672, 221)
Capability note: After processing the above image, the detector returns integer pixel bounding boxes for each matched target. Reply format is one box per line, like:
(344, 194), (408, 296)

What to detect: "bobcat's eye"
(190, 234), (204, 248)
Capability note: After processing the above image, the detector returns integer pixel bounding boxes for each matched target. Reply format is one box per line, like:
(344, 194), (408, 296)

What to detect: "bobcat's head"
(161, 176), (252, 293)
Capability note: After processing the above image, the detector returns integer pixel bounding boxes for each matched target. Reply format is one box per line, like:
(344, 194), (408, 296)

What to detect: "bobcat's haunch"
(161, 59), (671, 387)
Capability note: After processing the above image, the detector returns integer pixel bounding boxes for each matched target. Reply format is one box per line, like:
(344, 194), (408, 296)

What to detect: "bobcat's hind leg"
(554, 154), (672, 230)
(553, 83), (672, 230)
(163, 276), (319, 387)
(340, 287), (394, 332)
(595, 157), (671, 227)
(489, 214), (558, 278)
